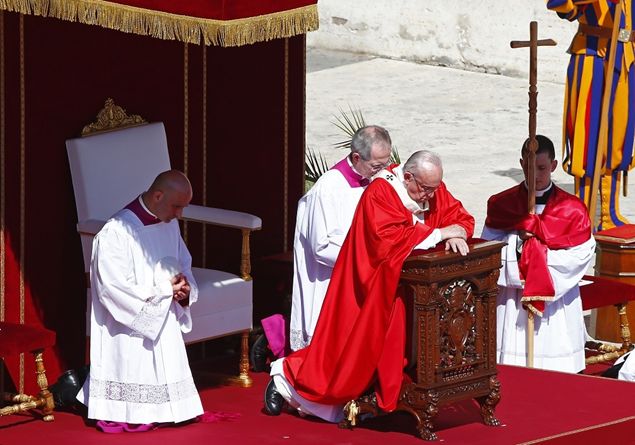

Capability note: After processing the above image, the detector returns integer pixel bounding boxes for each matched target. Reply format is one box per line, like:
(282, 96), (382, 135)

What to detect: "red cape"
(484, 184), (591, 315)
(283, 177), (474, 411)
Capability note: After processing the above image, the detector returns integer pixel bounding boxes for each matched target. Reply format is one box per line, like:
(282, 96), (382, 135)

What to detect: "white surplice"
(481, 199), (595, 373)
(289, 164), (365, 351)
(77, 208), (203, 424)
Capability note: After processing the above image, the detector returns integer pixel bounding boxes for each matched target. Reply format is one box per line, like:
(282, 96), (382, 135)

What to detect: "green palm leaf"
(305, 146), (330, 185)
(332, 106), (366, 150)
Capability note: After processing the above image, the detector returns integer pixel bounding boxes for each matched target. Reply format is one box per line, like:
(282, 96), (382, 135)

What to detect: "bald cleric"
(77, 169), (204, 432)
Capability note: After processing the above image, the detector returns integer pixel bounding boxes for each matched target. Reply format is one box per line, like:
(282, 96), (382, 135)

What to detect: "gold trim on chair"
(0, 349), (55, 421)
(81, 98), (147, 136)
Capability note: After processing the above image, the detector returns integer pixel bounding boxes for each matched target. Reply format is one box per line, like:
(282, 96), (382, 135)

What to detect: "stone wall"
(308, 0), (577, 83)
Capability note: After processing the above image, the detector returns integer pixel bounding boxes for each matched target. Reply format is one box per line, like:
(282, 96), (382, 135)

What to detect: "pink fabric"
(330, 157), (368, 188)
(196, 410), (241, 423)
(95, 411), (238, 433)
(96, 421), (125, 433)
(261, 314), (289, 358)
(96, 421), (157, 433)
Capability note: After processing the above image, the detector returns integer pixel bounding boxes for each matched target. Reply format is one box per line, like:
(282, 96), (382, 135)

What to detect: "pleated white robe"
(482, 210), (595, 373)
(289, 166), (364, 351)
(77, 209), (203, 424)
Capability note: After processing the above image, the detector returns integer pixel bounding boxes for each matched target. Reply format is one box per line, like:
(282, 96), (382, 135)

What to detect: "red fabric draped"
(485, 184), (591, 315)
(283, 178), (475, 411)
(106, 0), (316, 20)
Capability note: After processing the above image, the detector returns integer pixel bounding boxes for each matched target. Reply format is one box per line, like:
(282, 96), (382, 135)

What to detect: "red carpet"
(2, 364), (635, 444)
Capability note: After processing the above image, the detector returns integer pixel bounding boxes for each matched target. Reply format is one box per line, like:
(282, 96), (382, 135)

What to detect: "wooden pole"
(587, 0), (625, 228)
(510, 21), (556, 368)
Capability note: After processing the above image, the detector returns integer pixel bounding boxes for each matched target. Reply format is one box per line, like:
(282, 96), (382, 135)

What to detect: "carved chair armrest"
(182, 205), (262, 280)
(182, 205), (262, 231)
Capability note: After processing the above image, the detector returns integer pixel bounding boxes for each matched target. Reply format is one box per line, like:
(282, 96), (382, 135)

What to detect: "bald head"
(143, 169), (192, 222)
(403, 150), (443, 178)
(351, 125), (392, 160)
(149, 169), (192, 195)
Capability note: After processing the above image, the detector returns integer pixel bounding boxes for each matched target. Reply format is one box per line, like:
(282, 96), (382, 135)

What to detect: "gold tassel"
(0, 0), (319, 47)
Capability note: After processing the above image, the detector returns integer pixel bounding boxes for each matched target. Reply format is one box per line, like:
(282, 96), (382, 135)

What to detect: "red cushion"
(580, 275), (635, 310)
(0, 322), (56, 357)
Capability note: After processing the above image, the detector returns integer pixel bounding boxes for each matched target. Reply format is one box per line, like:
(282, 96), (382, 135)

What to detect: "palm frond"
(305, 146), (330, 185)
(390, 146), (401, 164)
(331, 106), (366, 150)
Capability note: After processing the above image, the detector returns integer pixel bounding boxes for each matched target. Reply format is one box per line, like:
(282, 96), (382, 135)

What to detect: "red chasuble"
(485, 184), (591, 315)
(283, 177), (474, 411)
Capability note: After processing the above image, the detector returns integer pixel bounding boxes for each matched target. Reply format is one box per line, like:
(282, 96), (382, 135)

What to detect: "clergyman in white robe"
(77, 197), (203, 424)
(481, 186), (595, 373)
(289, 157), (367, 351)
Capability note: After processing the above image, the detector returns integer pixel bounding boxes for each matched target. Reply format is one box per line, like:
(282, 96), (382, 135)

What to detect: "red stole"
(283, 177), (475, 411)
(485, 184), (591, 315)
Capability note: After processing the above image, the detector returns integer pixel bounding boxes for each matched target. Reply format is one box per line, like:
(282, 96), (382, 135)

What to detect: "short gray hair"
(403, 150), (443, 175)
(350, 125), (392, 160)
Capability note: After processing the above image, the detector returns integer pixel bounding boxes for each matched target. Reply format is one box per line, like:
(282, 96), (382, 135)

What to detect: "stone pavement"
(306, 48), (635, 237)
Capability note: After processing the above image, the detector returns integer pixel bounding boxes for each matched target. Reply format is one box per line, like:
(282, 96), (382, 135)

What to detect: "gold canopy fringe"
(0, 0), (319, 46)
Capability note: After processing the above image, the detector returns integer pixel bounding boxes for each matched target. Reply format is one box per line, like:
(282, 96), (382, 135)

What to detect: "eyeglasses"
(407, 171), (439, 195)
(368, 160), (391, 173)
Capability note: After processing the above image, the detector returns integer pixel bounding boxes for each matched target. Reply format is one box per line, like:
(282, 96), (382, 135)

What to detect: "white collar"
(373, 165), (428, 215)
(139, 194), (159, 218)
(522, 181), (553, 196)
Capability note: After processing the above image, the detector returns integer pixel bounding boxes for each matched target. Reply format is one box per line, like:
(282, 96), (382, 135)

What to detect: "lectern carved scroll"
(340, 240), (505, 441)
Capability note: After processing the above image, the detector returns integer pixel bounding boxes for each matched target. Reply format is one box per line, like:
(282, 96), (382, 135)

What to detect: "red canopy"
(0, 0), (319, 46)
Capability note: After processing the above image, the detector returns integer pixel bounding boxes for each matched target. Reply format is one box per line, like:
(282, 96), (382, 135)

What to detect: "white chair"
(66, 99), (261, 387)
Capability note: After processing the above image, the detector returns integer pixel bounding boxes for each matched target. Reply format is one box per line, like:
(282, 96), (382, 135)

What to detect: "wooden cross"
(510, 21), (556, 216)
(510, 21), (556, 369)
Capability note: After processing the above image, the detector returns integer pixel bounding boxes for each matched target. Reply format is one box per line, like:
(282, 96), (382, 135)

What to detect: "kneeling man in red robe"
(263, 150), (475, 421)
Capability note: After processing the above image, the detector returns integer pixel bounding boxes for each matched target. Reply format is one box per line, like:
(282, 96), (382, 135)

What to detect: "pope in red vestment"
(265, 150), (474, 421)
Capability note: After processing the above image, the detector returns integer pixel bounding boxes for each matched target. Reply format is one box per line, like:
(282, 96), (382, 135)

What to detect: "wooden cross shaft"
(510, 21), (557, 369)
(510, 21), (556, 216)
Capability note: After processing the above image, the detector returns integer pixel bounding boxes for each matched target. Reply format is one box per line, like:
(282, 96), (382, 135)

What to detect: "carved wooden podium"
(340, 240), (505, 441)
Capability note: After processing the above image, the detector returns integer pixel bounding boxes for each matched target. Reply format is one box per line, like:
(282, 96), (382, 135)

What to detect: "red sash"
(485, 184), (591, 315)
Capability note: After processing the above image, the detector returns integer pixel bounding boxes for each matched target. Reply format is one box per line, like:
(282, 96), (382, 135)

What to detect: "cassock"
(289, 157), (368, 351)
(482, 183), (594, 373)
(77, 197), (204, 424)
(271, 165), (475, 422)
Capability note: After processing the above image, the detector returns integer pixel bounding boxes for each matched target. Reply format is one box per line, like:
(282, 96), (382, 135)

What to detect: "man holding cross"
(481, 135), (595, 373)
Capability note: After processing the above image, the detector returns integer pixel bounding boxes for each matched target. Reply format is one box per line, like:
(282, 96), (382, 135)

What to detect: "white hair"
(403, 150), (443, 175)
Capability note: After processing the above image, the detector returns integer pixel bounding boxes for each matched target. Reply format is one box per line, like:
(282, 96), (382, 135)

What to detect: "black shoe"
(263, 379), (284, 416)
(250, 333), (272, 373)
(50, 365), (89, 409)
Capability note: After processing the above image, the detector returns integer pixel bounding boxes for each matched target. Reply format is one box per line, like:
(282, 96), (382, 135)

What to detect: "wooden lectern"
(594, 235), (635, 343)
(340, 240), (504, 441)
